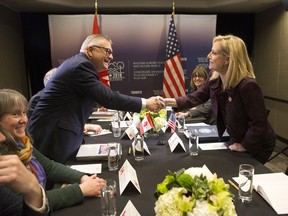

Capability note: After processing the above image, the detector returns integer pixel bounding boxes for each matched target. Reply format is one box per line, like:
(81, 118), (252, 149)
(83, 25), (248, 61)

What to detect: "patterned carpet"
(265, 141), (288, 173)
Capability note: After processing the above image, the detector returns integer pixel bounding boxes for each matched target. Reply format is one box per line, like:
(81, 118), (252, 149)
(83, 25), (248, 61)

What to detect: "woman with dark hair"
(175, 66), (215, 125)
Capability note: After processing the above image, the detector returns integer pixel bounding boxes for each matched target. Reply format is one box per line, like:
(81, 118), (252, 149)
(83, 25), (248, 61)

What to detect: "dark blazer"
(175, 76), (275, 163)
(27, 90), (43, 118)
(0, 185), (49, 216)
(27, 53), (142, 163)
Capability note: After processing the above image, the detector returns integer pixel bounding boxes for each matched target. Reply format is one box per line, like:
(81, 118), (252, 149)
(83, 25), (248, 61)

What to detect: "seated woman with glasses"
(175, 66), (215, 125)
(0, 88), (106, 214)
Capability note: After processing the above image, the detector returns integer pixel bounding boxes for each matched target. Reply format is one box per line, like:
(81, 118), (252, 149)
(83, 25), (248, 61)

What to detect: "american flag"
(167, 112), (176, 133)
(162, 15), (185, 98)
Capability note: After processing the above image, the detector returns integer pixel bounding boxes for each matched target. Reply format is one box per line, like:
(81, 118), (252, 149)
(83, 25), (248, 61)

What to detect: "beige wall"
(0, 4), (28, 97)
(253, 4), (288, 139)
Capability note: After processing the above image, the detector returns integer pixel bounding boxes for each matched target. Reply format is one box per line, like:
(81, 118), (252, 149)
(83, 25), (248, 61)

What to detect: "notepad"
(76, 143), (122, 161)
(253, 172), (288, 214)
(233, 172), (288, 214)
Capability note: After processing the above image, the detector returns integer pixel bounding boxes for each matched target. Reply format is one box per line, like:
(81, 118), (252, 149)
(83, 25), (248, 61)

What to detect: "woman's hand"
(228, 143), (247, 152)
(79, 175), (106, 197)
(175, 112), (189, 118)
(0, 155), (44, 208)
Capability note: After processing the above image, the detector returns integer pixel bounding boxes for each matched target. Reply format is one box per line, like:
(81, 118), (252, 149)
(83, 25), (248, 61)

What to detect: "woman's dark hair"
(189, 66), (208, 90)
(0, 127), (18, 155)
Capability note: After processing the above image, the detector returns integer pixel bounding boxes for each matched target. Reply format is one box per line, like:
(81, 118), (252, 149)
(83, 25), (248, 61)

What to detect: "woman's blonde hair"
(190, 66), (208, 90)
(210, 35), (255, 89)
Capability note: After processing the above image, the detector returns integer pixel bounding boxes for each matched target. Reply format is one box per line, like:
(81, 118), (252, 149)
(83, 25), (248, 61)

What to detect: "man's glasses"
(91, 45), (113, 56)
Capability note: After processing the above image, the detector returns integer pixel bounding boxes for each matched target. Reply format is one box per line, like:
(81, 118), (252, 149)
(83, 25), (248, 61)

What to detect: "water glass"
(135, 135), (144, 161)
(177, 115), (185, 133)
(101, 179), (117, 216)
(189, 132), (198, 156)
(111, 119), (121, 137)
(238, 164), (254, 203)
(108, 143), (119, 171)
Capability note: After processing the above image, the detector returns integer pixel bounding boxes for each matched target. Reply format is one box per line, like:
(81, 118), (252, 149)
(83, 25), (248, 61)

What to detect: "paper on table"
(85, 129), (112, 137)
(120, 200), (141, 216)
(198, 142), (228, 150)
(233, 172), (288, 214)
(185, 122), (209, 127)
(70, 164), (102, 174)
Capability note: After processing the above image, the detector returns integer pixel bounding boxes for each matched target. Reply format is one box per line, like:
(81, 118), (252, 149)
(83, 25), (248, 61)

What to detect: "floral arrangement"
(154, 165), (237, 216)
(139, 108), (167, 133)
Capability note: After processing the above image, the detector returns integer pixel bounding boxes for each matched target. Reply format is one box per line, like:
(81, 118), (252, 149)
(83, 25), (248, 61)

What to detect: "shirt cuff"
(141, 98), (146, 109)
(25, 185), (49, 213)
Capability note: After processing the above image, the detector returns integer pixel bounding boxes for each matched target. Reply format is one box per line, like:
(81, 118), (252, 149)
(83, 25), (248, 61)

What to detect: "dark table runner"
(52, 122), (285, 216)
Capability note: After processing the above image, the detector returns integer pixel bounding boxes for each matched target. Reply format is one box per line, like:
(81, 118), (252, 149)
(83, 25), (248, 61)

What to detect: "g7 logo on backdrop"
(108, 61), (125, 81)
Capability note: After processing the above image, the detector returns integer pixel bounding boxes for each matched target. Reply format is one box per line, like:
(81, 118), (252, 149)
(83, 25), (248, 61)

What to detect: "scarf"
(17, 136), (46, 187)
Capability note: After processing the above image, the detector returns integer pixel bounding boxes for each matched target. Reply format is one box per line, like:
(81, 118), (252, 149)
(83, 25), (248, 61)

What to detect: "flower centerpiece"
(154, 165), (237, 216)
(138, 108), (167, 137)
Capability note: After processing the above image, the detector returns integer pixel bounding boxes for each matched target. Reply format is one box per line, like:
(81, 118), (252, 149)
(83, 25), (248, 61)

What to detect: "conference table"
(52, 122), (286, 216)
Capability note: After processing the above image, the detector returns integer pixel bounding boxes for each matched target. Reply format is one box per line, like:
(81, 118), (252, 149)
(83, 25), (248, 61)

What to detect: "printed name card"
(119, 159), (141, 195)
(123, 112), (133, 121)
(132, 139), (151, 155)
(120, 200), (141, 216)
(168, 133), (186, 152)
(124, 124), (139, 140)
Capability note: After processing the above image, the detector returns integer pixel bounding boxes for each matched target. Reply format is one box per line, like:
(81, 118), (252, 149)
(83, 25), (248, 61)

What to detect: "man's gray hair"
(80, 34), (112, 52)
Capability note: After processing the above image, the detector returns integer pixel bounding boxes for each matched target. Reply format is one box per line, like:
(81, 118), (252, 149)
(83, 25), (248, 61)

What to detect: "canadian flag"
(139, 114), (154, 135)
(98, 70), (110, 88)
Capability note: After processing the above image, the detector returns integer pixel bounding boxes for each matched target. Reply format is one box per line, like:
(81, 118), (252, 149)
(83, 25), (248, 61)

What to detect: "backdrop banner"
(49, 14), (216, 98)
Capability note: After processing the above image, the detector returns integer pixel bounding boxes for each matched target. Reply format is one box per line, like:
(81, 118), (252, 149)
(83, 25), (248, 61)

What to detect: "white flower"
(184, 165), (214, 181)
(154, 165), (237, 216)
(188, 201), (218, 216)
(155, 187), (187, 216)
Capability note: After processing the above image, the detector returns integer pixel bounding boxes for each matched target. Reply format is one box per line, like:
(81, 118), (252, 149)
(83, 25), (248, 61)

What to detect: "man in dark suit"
(27, 34), (164, 163)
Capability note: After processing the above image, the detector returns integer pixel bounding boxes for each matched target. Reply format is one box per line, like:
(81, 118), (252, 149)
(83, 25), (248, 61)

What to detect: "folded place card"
(168, 133), (186, 152)
(123, 112), (133, 121)
(120, 200), (141, 216)
(125, 124), (139, 140)
(119, 159), (141, 195)
(132, 139), (151, 156)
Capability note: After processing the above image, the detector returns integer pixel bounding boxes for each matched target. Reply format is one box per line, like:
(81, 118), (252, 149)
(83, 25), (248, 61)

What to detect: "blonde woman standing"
(165, 35), (275, 164)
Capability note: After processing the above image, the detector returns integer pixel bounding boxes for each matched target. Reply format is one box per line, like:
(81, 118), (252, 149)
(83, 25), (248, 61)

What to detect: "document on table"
(233, 172), (288, 214)
(198, 142), (228, 150)
(70, 164), (102, 174)
(85, 129), (112, 137)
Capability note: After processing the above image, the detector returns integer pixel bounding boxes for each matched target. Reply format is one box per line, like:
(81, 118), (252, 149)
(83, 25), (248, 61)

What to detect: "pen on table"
(228, 180), (239, 191)
(128, 147), (131, 155)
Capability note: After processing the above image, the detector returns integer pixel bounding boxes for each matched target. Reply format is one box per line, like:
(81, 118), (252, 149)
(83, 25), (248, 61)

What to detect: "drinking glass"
(238, 164), (254, 203)
(108, 143), (119, 171)
(189, 131), (198, 156)
(135, 135), (144, 161)
(101, 179), (117, 216)
(177, 115), (185, 133)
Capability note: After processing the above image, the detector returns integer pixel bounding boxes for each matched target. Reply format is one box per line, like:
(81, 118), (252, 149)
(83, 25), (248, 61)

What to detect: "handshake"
(145, 96), (176, 113)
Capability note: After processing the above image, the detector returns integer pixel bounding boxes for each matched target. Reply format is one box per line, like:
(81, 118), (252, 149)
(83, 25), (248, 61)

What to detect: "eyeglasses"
(91, 45), (113, 56)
